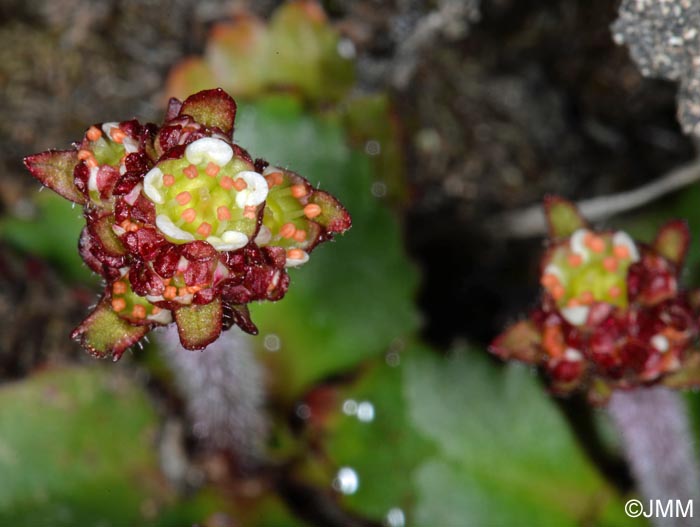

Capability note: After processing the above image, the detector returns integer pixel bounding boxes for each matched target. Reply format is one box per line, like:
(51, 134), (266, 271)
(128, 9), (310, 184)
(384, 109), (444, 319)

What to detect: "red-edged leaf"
(308, 190), (352, 233)
(24, 150), (85, 204)
(88, 214), (127, 257)
(653, 219), (690, 267)
(174, 297), (223, 350)
(543, 195), (587, 240)
(71, 299), (149, 360)
(489, 320), (542, 363)
(179, 88), (237, 136)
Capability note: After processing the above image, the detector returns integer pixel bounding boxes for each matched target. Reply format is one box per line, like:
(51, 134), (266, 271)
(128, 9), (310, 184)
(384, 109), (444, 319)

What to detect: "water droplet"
(357, 401), (375, 422)
(371, 181), (387, 198)
(263, 333), (281, 352)
(386, 351), (401, 367)
(386, 507), (406, 527)
(333, 467), (359, 495)
(365, 140), (381, 156)
(295, 403), (311, 420)
(342, 399), (358, 416)
(337, 38), (356, 59)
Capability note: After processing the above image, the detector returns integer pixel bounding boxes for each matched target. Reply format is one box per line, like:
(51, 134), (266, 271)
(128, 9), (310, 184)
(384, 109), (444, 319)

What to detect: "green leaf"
(0, 367), (167, 526)
(179, 88), (237, 135)
(234, 96), (420, 398)
(23, 150), (85, 205)
(305, 344), (639, 526)
(174, 298), (223, 351)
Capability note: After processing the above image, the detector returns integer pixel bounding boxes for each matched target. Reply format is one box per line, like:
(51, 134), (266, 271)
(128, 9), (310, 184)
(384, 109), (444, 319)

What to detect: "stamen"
(197, 222), (212, 237)
(176, 191), (192, 205)
(287, 248), (305, 259)
(205, 162), (220, 177)
(220, 176), (234, 189)
(613, 245), (630, 259)
(609, 285), (621, 298)
(217, 206), (232, 221)
(291, 184), (307, 198)
(243, 206), (257, 220)
(164, 286), (177, 299)
(183, 164), (199, 179)
(182, 208), (197, 223)
(78, 149), (93, 161)
(567, 253), (582, 267)
(280, 223), (296, 239)
(603, 257), (618, 272)
(163, 174), (175, 186)
(86, 156), (99, 168)
(265, 172), (284, 187)
(580, 291), (594, 304)
(178, 287), (188, 297)
(111, 298), (126, 312)
(586, 234), (605, 253)
(132, 305), (146, 319)
(110, 128), (126, 143)
(233, 178), (248, 191)
(304, 204), (322, 219)
(86, 126), (102, 141)
(112, 281), (127, 295)
(293, 229), (307, 242)
(152, 307), (161, 315)
(551, 284), (565, 300)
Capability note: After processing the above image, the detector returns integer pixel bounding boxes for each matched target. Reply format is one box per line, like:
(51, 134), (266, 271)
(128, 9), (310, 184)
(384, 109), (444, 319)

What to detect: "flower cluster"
(491, 197), (700, 403)
(24, 89), (351, 358)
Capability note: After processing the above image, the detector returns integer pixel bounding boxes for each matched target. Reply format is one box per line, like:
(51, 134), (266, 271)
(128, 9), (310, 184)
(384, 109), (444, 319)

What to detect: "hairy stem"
(157, 325), (269, 469)
(607, 387), (700, 527)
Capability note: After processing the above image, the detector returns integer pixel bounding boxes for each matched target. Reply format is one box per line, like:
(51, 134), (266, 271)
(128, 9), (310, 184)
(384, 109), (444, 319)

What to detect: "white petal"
(122, 136), (139, 153)
(156, 214), (195, 241)
(145, 295), (164, 303)
(651, 334), (669, 353)
(207, 230), (248, 251)
(263, 165), (282, 175)
(561, 306), (590, 326)
(254, 225), (272, 245)
(148, 309), (173, 325)
(564, 347), (583, 361)
(235, 171), (269, 208)
(570, 228), (591, 260)
(124, 183), (142, 206)
(613, 231), (640, 262)
(543, 264), (564, 282)
(185, 137), (233, 166)
(88, 166), (99, 192)
(286, 250), (310, 268)
(143, 167), (165, 204)
(101, 122), (120, 138)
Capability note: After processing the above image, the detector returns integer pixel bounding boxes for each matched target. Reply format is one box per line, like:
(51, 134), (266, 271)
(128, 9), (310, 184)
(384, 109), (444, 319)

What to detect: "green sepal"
(653, 219), (689, 267)
(71, 299), (150, 360)
(308, 190), (352, 233)
(23, 150), (85, 205)
(179, 88), (237, 136)
(543, 195), (587, 239)
(174, 297), (223, 350)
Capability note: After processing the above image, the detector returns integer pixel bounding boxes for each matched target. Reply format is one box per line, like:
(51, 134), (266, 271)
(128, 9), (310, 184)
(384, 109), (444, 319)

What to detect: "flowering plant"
(491, 197), (700, 403)
(24, 89), (351, 358)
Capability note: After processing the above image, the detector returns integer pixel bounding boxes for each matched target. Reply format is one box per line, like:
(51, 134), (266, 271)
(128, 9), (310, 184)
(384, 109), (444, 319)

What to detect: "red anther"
(78, 149), (93, 160)
(132, 304), (146, 319)
(110, 128), (126, 143)
(291, 184), (307, 198)
(205, 162), (220, 177)
(112, 281), (127, 295)
(293, 229), (307, 242)
(176, 191), (192, 206)
(567, 254), (582, 267)
(164, 286), (177, 299)
(196, 222), (212, 237)
(217, 206), (231, 221)
(183, 164), (199, 179)
(163, 174), (175, 186)
(603, 257), (618, 272)
(280, 223), (296, 239)
(220, 176), (234, 189)
(111, 298), (126, 312)
(287, 248), (304, 259)
(182, 208), (197, 223)
(303, 204), (322, 219)
(233, 178), (248, 191)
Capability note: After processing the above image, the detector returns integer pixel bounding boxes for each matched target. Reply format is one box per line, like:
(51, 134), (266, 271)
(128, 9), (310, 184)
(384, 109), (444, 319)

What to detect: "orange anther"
(112, 281), (127, 295)
(162, 278), (171, 286)
(587, 235), (605, 253)
(551, 284), (565, 300)
(183, 164), (199, 179)
(77, 149), (93, 161)
(580, 291), (594, 304)
(127, 222), (139, 232)
(176, 191), (192, 206)
(111, 298), (126, 312)
(110, 128), (126, 143)
(164, 286), (177, 299)
(265, 172), (284, 187)
(86, 126), (102, 141)
(543, 325), (565, 358)
(540, 273), (560, 289)
(220, 176), (234, 189)
(567, 253), (582, 267)
(567, 298), (581, 307)
(603, 257), (618, 272)
(280, 223), (296, 239)
(291, 184), (307, 198)
(163, 174), (175, 187)
(287, 248), (305, 260)
(86, 156), (99, 168)
(196, 222), (212, 237)
(178, 287), (189, 297)
(186, 285), (202, 294)
(217, 206), (231, 221)
(205, 162), (220, 177)
(303, 204), (322, 219)
(182, 208), (197, 223)
(293, 229), (307, 242)
(151, 307), (161, 315)
(243, 206), (257, 220)
(132, 304), (146, 319)
(233, 178), (248, 191)
(614, 245), (630, 259)
(609, 285), (621, 298)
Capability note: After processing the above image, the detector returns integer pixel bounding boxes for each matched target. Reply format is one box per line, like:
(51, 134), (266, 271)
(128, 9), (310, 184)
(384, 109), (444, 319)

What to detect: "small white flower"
(156, 214), (195, 241)
(234, 171), (269, 208)
(143, 167), (165, 204)
(185, 137), (233, 166)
